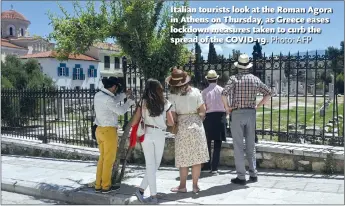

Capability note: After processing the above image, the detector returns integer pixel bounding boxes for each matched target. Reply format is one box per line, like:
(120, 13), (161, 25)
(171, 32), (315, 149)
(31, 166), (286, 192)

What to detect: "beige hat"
(205, 70), (219, 80)
(234, 54), (253, 69)
(165, 67), (191, 87)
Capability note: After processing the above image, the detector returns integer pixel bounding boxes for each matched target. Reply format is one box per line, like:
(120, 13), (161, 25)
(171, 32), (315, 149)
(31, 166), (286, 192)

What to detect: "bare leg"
(171, 167), (188, 192)
(191, 164), (201, 192)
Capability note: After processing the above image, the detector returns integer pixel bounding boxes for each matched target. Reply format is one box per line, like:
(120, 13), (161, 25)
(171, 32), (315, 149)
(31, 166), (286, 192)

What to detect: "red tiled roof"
(20, 51), (99, 62)
(93, 42), (121, 52)
(1, 38), (27, 49)
(1, 10), (30, 23)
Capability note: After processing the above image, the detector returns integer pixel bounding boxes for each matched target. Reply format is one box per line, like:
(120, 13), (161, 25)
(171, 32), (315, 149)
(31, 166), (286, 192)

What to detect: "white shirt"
(94, 88), (135, 127)
(169, 87), (204, 114)
(142, 100), (172, 130)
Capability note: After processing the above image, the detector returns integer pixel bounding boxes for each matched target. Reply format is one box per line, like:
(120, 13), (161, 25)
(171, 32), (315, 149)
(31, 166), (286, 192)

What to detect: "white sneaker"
(144, 196), (158, 204)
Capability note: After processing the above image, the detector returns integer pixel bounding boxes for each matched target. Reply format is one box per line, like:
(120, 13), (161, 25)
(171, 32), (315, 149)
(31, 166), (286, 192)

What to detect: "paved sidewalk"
(2, 155), (344, 204)
(2, 191), (66, 205)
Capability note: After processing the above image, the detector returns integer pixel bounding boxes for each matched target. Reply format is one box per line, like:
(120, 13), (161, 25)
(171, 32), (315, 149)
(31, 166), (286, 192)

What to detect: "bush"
(335, 72), (344, 94)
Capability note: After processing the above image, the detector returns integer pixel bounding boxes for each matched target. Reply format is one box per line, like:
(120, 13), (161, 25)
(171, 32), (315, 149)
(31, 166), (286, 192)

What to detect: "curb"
(2, 178), (140, 205)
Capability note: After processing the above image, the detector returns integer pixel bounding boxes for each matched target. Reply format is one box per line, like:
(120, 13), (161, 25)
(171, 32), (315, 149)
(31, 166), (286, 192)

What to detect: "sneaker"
(249, 176), (258, 182)
(102, 185), (120, 194)
(135, 188), (145, 202)
(210, 170), (218, 175)
(95, 188), (102, 193)
(231, 177), (246, 185)
(144, 196), (158, 204)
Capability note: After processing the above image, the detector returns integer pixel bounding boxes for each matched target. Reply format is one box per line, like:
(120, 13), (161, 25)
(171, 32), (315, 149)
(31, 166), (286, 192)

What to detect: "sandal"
(192, 186), (200, 194)
(170, 186), (187, 193)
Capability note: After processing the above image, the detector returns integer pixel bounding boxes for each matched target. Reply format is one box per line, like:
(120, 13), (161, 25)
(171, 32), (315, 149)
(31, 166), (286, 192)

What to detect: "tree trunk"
(111, 115), (135, 185)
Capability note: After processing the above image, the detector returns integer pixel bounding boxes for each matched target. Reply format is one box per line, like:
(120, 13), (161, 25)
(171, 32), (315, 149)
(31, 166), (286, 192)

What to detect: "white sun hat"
(234, 54), (253, 69)
(205, 70), (219, 80)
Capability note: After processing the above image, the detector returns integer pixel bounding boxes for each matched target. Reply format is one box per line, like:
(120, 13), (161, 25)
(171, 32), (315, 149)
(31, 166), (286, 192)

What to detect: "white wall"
(86, 47), (124, 78)
(36, 58), (101, 89)
(1, 47), (28, 62)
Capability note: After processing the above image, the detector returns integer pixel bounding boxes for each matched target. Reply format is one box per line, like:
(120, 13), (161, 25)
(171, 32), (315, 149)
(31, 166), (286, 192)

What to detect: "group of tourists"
(93, 54), (272, 204)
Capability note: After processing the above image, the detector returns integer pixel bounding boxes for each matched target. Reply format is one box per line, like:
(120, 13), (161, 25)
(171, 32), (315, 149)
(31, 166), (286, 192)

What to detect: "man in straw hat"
(201, 70), (227, 175)
(221, 54), (272, 185)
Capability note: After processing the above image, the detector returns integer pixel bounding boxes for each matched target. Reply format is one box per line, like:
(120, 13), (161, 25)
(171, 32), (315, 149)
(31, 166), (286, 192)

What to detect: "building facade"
(20, 51), (100, 90)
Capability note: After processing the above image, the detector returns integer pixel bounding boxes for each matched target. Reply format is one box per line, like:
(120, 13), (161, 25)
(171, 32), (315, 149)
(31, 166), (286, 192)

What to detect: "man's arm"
(106, 97), (135, 115)
(256, 80), (273, 109)
(221, 78), (234, 113)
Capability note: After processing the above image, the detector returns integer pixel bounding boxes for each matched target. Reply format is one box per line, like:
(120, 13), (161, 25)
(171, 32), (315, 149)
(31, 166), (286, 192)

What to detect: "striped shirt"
(221, 71), (272, 109)
(202, 83), (226, 113)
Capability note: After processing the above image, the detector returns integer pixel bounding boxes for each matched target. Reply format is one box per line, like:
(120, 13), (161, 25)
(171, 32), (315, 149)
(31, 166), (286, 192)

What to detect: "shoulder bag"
(136, 100), (146, 138)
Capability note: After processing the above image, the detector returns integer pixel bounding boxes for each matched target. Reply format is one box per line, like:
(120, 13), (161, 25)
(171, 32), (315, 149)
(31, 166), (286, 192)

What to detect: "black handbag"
(92, 124), (98, 140)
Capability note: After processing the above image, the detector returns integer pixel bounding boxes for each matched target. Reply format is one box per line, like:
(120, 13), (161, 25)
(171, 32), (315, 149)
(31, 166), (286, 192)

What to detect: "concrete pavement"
(2, 155), (344, 204)
(2, 191), (66, 205)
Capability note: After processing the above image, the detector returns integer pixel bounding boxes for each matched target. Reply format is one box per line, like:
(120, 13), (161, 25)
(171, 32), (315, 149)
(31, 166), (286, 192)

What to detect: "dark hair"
(143, 78), (165, 117)
(102, 77), (118, 89)
(102, 76), (124, 94)
(207, 79), (217, 84)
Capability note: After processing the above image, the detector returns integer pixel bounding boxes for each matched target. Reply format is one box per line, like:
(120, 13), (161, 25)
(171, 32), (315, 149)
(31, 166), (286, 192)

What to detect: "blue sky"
(2, 1), (344, 58)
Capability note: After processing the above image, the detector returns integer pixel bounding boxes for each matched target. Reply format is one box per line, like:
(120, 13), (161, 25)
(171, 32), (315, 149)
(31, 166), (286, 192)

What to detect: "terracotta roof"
(1, 10), (30, 23)
(1, 38), (27, 49)
(93, 42), (121, 52)
(20, 51), (99, 62)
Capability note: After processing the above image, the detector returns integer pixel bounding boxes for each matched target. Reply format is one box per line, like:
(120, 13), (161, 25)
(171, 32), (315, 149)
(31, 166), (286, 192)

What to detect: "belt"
(177, 113), (197, 115)
(145, 124), (164, 131)
(232, 107), (255, 111)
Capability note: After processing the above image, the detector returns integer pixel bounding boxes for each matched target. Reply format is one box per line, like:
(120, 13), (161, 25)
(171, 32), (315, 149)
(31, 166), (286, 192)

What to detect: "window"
(127, 78), (131, 85)
(73, 65), (85, 80)
(75, 68), (81, 80)
(88, 65), (97, 78)
(114, 57), (120, 69)
(9, 27), (13, 36)
(133, 78), (136, 85)
(90, 84), (95, 90)
(20, 28), (24, 36)
(104, 56), (110, 68)
(58, 67), (66, 76)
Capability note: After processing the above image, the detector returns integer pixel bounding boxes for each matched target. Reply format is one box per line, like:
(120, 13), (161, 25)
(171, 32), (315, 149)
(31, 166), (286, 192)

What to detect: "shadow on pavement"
(158, 183), (249, 203)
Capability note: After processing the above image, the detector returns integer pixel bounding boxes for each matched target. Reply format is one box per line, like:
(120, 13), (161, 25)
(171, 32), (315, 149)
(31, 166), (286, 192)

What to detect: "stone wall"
(2, 135), (344, 174)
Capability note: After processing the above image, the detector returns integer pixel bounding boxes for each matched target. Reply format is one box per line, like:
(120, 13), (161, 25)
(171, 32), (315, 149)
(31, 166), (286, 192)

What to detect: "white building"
(85, 42), (142, 89)
(20, 51), (100, 90)
(85, 42), (123, 78)
(1, 8), (54, 61)
(1, 38), (28, 62)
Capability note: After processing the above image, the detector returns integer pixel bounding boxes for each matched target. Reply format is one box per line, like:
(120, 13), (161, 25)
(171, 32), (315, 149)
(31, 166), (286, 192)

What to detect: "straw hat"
(165, 67), (191, 87)
(205, 70), (219, 80)
(234, 54), (253, 69)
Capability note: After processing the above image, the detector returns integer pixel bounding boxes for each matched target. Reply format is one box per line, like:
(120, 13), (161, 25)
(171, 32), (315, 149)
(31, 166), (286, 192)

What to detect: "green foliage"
(336, 72), (344, 94)
(1, 55), (55, 127)
(207, 42), (218, 64)
(48, 0), (190, 82)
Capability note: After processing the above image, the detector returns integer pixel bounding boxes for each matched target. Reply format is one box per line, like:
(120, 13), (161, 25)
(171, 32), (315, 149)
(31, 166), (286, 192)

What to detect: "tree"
(231, 49), (241, 60)
(1, 55), (54, 127)
(47, 0), (190, 83)
(325, 42), (344, 94)
(207, 42), (218, 64)
(335, 72), (344, 94)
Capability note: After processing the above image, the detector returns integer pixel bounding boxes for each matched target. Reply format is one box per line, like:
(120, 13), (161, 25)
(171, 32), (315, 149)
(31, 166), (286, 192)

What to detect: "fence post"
(122, 56), (129, 130)
(42, 85), (48, 143)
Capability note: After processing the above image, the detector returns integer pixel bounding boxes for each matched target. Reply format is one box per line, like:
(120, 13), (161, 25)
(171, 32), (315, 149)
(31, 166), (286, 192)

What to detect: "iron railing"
(1, 51), (344, 147)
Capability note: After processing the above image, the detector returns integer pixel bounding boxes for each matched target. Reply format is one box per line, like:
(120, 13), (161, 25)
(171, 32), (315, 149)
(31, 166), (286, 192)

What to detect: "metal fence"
(1, 51), (344, 147)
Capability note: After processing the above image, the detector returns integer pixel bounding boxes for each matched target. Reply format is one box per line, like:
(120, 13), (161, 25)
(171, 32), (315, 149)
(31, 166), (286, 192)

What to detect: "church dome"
(1, 10), (30, 23)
